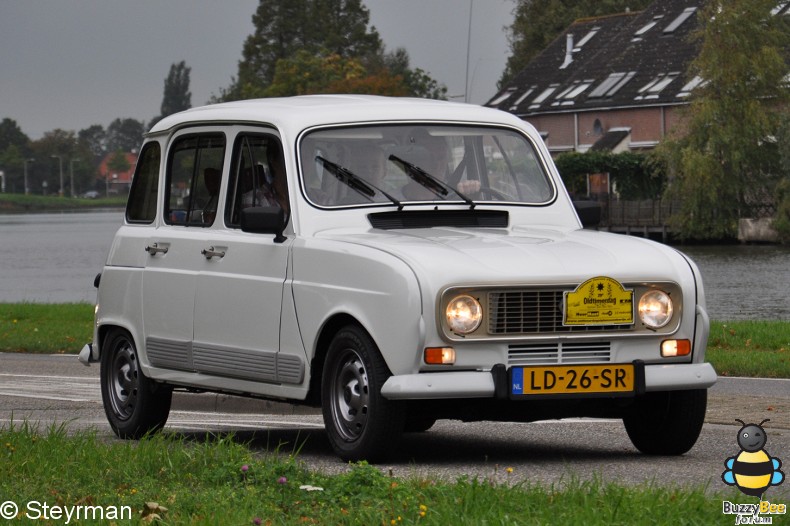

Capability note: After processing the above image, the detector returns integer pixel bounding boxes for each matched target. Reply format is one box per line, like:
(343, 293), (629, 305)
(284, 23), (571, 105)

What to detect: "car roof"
(147, 95), (532, 138)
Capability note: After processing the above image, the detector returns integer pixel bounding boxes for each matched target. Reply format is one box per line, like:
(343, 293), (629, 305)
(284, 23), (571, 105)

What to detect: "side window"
(165, 134), (225, 226)
(126, 142), (161, 223)
(226, 134), (289, 228)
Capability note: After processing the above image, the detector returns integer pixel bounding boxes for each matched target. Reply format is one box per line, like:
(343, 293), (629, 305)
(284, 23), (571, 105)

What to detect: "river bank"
(0, 193), (125, 213)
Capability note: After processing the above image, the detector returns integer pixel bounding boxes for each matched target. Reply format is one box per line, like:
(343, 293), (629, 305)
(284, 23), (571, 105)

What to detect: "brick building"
(486, 0), (790, 154)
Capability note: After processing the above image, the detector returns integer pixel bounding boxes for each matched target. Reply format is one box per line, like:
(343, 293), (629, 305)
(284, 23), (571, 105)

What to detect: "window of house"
(574, 27), (600, 50)
(225, 134), (288, 228)
(589, 72), (636, 98)
(509, 88), (535, 110)
(126, 142), (161, 224)
(632, 15), (664, 40)
(663, 7), (697, 33)
(489, 89), (516, 106)
(677, 76), (706, 98)
(165, 134), (226, 227)
(635, 73), (678, 99)
(529, 86), (558, 109)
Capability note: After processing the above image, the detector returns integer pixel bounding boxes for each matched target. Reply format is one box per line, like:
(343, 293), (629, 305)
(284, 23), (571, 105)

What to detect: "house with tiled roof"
(487, 0), (790, 155)
(97, 151), (137, 195)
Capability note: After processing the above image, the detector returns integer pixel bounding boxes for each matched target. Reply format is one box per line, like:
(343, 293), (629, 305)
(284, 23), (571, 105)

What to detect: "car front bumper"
(380, 362), (717, 400)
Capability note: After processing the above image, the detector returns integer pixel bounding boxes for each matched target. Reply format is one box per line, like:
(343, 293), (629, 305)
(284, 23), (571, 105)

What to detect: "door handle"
(145, 243), (168, 255)
(201, 246), (226, 259)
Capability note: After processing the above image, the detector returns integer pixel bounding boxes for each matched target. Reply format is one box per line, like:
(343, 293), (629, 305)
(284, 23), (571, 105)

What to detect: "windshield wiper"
(315, 156), (403, 210)
(388, 154), (475, 209)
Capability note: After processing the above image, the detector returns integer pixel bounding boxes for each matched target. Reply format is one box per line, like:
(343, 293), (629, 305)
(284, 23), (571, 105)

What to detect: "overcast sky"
(0, 0), (515, 140)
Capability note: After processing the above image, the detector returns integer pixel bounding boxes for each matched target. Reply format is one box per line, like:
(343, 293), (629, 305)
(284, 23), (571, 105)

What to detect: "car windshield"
(299, 124), (554, 208)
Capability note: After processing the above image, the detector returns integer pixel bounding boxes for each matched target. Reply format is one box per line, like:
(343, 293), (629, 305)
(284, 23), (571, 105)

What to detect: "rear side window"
(126, 142), (161, 224)
(165, 134), (226, 226)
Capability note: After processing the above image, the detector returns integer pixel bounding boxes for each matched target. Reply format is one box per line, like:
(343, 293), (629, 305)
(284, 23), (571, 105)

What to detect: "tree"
(30, 129), (93, 196)
(78, 124), (107, 159)
(659, 0), (789, 240)
(218, 0), (444, 100)
(0, 118), (32, 193)
(150, 61), (192, 128)
(499, 0), (652, 88)
(106, 118), (145, 153)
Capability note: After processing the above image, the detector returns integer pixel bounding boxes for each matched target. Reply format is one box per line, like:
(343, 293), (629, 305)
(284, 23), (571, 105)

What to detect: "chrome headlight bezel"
(638, 289), (674, 329)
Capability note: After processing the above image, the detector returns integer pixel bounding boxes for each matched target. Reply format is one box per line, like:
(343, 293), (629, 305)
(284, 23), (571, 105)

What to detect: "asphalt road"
(1, 352), (787, 496)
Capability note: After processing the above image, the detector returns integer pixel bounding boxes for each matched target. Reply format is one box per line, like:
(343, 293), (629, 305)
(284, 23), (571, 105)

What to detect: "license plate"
(511, 364), (635, 397)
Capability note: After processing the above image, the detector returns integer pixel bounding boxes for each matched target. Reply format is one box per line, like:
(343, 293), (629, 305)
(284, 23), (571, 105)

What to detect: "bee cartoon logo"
(722, 419), (785, 497)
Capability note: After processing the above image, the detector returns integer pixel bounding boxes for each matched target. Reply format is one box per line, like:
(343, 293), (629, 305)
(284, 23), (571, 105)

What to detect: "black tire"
(623, 389), (707, 455)
(404, 413), (437, 433)
(100, 329), (172, 439)
(321, 325), (405, 462)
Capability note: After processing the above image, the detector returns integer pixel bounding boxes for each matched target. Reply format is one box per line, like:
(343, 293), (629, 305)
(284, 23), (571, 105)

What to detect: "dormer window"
(509, 88), (536, 110)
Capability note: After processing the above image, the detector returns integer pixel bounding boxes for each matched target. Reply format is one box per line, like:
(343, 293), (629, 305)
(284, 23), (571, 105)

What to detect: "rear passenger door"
(141, 131), (226, 371)
(191, 131), (298, 385)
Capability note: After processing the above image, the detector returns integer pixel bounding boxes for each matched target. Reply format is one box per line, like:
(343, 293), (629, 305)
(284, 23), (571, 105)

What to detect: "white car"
(80, 95), (716, 461)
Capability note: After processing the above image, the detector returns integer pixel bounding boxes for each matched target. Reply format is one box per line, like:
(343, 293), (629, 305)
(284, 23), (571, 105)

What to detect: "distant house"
(97, 151), (137, 194)
(486, 0), (790, 155)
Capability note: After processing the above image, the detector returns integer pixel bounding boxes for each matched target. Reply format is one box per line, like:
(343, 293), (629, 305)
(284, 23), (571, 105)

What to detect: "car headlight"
(638, 290), (673, 329)
(446, 294), (482, 334)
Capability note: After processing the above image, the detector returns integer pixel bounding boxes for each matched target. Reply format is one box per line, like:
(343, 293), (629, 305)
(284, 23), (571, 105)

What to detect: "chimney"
(560, 33), (574, 69)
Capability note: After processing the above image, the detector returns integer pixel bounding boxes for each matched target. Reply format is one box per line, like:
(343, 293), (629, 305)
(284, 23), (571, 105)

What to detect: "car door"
(142, 131), (226, 371)
(191, 131), (296, 384)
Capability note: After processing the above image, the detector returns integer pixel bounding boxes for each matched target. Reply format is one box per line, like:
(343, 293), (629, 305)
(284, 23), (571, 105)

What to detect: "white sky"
(0, 0), (515, 140)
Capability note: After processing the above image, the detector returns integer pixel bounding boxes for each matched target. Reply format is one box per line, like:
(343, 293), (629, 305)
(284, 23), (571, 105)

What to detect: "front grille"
(508, 341), (612, 366)
(488, 289), (632, 335)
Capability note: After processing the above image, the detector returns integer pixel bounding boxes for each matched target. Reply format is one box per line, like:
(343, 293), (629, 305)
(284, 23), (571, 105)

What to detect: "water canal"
(1, 211), (788, 321)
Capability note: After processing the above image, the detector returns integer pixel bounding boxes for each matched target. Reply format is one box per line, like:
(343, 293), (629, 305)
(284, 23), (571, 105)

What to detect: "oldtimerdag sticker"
(564, 276), (634, 326)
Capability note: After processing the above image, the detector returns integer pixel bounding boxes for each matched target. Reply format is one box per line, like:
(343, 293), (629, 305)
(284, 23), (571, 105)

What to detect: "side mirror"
(240, 206), (288, 243)
(573, 200), (602, 228)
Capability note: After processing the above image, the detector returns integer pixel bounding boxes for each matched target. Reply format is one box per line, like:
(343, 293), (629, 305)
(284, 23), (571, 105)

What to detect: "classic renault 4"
(81, 95), (716, 461)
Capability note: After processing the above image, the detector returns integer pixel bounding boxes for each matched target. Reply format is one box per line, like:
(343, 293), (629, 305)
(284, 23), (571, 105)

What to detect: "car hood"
(318, 225), (693, 288)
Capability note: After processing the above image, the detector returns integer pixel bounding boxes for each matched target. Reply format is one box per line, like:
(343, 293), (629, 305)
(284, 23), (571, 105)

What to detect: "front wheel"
(321, 325), (405, 462)
(100, 329), (172, 439)
(623, 389), (707, 455)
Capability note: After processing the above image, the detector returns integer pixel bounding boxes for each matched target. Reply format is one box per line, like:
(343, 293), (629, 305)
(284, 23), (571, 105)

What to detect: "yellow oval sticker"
(564, 276), (634, 326)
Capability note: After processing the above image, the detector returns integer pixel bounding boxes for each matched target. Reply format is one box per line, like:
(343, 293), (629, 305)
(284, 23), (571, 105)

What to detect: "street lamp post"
(24, 158), (35, 195)
(69, 159), (80, 198)
(50, 155), (64, 197)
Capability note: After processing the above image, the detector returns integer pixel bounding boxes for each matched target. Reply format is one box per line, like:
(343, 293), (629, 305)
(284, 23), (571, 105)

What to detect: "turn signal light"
(424, 347), (456, 365)
(661, 339), (691, 357)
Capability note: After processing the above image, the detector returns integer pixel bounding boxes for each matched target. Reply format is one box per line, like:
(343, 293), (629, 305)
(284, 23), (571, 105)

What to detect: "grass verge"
(0, 303), (94, 354)
(708, 320), (790, 378)
(1, 303), (788, 378)
(0, 423), (733, 525)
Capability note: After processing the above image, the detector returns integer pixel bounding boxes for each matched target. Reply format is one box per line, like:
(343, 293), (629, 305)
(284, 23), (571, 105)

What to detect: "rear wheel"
(321, 325), (405, 462)
(623, 389), (707, 455)
(100, 329), (172, 439)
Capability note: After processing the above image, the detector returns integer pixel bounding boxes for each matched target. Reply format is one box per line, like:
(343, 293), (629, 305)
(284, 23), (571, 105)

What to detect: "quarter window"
(126, 141), (161, 224)
(165, 134), (225, 226)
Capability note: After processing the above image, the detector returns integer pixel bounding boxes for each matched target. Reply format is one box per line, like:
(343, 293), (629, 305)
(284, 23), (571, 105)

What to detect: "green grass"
(0, 303), (94, 354)
(708, 320), (790, 378)
(0, 193), (126, 212)
(2, 303), (788, 378)
(0, 423), (732, 525)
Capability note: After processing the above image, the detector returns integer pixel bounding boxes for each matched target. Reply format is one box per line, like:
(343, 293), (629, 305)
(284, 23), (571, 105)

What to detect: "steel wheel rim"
(107, 337), (139, 421)
(330, 348), (369, 441)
